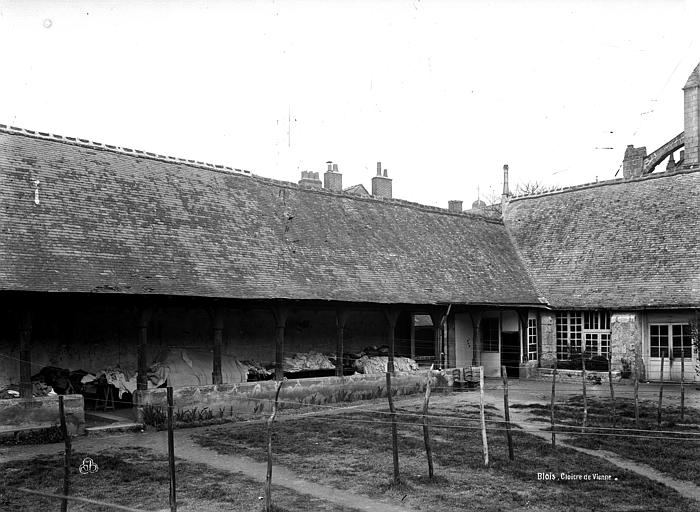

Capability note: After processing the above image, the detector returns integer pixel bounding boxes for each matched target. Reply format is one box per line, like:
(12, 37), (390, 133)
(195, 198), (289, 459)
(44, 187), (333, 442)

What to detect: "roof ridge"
(508, 166), (700, 203)
(0, 123), (254, 177)
(253, 174), (505, 224)
(0, 123), (503, 224)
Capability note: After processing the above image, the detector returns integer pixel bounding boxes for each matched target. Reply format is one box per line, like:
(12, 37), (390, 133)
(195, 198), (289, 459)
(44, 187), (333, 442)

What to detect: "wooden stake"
(550, 368), (557, 448)
(265, 380), (284, 512)
(501, 366), (514, 461)
(58, 395), (71, 512)
(581, 353), (587, 432)
(386, 371), (400, 484)
(167, 387), (177, 512)
(608, 355), (616, 429)
(422, 371), (434, 479)
(634, 366), (640, 428)
(681, 337), (685, 421)
(657, 351), (665, 427)
(479, 366), (489, 466)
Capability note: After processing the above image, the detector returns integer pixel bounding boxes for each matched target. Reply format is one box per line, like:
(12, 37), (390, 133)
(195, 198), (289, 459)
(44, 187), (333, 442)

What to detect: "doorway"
(501, 332), (520, 378)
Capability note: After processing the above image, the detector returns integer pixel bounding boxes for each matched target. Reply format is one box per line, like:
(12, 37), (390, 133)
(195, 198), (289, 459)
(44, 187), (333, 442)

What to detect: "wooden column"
(271, 304), (289, 381)
(430, 311), (444, 368)
(410, 315), (416, 359)
(335, 309), (349, 377)
(19, 310), (33, 399)
(212, 306), (225, 385)
(384, 308), (400, 373)
(470, 312), (481, 367)
(137, 307), (152, 391)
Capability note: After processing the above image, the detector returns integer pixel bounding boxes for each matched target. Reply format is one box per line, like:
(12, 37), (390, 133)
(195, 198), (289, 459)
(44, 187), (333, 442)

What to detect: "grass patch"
(193, 396), (699, 511)
(0, 447), (356, 512)
(522, 395), (700, 486)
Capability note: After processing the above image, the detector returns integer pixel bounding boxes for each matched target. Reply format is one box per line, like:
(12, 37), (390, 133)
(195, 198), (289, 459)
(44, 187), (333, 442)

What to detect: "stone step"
(84, 422), (143, 435)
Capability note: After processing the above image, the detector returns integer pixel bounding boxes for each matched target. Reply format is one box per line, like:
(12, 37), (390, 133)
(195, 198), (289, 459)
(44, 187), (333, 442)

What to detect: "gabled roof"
(504, 170), (700, 309)
(343, 184), (370, 197)
(0, 126), (541, 306)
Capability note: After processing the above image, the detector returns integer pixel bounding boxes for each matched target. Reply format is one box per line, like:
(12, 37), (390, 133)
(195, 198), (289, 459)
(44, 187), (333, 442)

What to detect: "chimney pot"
(327, 161), (333, 171)
(323, 162), (343, 192)
(371, 164), (392, 199)
(299, 170), (322, 189)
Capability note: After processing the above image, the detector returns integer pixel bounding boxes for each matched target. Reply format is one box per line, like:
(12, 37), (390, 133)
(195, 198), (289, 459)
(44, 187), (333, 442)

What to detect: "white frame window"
(527, 317), (538, 361)
(481, 317), (500, 352)
(649, 323), (692, 359)
(556, 311), (611, 359)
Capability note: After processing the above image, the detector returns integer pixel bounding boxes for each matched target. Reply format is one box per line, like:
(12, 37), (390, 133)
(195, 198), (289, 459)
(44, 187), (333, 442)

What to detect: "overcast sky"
(1, 0), (699, 208)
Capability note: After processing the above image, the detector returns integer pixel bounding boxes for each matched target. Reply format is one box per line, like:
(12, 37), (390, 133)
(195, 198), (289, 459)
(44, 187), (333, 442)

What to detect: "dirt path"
(0, 428), (412, 512)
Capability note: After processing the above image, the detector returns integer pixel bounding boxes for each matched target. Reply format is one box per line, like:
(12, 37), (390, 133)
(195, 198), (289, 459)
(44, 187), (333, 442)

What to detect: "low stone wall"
(134, 371), (448, 417)
(0, 394), (85, 435)
(533, 368), (622, 383)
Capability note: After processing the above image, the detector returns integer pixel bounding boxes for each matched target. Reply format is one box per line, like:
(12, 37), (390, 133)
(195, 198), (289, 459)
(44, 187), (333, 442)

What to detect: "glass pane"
(600, 334), (610, 357)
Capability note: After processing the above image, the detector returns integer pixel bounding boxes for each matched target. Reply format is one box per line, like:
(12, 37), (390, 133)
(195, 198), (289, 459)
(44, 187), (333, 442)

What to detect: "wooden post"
(272, 305), (289, 381)
(550, 368), (557, 448)
(657, 351), (665, 427)
(608, 354), (616, 429)
(581, 352), (587, 432)
(384, 309), (400, 373)
(430, 312), (443, 368)
(422, 370), (434, 479)
(410, 314), (416, 359)
(680, 336), (685, 421)
(19, 310), (32, 399)
(212, 307), (224, 385)
(335, 310), (348, 378)
(634, 366), (640, 428)
(167, 387), (177, 512)
(136, 308), (152, 391)
(479, 366), (488, 466)
(501, 366), (514, 461)
(58, 395), (71, 512)
(135, 307), (152, 424)
(386, 371), (400, 484)
(265, 380), (284, 512)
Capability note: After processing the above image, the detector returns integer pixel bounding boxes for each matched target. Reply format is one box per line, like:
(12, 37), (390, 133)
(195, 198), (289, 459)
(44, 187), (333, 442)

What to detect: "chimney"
(622, 145), (647, 178)
(683, 62), (700, 168)
(298, 170), (322, 189)
(448, 200), (463, 213)
(371, 162), (392, 199)
(502, 164), (511, 198)
(323, 161), (343, 192)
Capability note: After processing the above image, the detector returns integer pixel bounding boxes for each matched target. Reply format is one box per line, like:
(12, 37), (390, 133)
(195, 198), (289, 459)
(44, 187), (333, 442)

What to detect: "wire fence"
(2, 358), (700, 511)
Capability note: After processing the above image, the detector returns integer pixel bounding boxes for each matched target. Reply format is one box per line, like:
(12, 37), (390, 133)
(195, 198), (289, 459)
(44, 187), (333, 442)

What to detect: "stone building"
(0, 62), (699, 431)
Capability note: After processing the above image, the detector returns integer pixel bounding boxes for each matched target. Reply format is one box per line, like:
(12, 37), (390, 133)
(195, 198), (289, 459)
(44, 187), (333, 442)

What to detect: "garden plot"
(513, 396), (700, 486)
(193, 395), (699, 511)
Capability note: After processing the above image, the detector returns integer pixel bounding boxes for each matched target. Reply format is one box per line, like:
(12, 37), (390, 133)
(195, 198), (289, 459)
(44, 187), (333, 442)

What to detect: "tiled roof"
(504, 170), (700, 309)
(0, 127), (540, 305)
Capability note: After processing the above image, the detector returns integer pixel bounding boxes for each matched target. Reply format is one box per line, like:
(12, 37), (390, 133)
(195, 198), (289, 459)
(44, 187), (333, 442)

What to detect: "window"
(650, 323), (691, 359)
(527, 318), (538, 361)
(481, 317), (499, 352)
(556, 311), (610, 359)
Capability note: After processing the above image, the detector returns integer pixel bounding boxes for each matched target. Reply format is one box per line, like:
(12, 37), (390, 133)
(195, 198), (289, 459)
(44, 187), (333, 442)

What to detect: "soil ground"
(1, 378), (698, 511)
